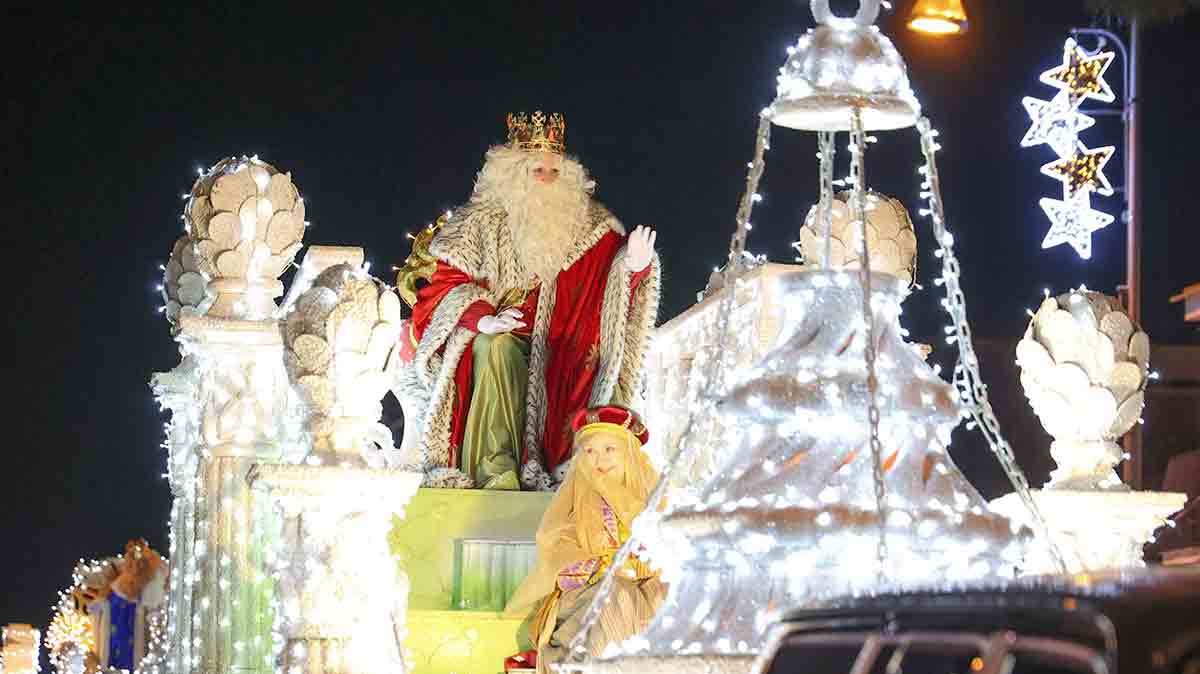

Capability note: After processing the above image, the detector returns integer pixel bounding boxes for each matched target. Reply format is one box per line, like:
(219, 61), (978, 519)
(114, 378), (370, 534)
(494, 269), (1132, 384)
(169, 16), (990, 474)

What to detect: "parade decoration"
(156, 150), (426, 674)
(151, 157), (314, 674)
(1, 626), (40, 674)
(1022, 38), (1118, 259)
(282, 262), (405, 467)
(255, 254), (423, 674)
(796, 190), (918, 285)
(45, 542), (169, 674)
(992, 288), (1185, 573)
(1016, 288), (1149, 491)
(555, 1), (1059, 672)
(160, 235), (214, 327)
(176, 156), (306, 320)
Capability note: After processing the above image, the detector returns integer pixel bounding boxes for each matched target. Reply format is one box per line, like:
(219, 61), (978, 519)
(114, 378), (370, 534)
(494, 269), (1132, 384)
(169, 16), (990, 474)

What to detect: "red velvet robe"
(411, 230), (647, 473)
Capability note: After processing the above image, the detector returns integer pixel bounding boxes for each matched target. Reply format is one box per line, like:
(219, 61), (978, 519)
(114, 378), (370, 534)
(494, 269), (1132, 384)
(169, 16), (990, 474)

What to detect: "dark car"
(753, 567), (1200, 674)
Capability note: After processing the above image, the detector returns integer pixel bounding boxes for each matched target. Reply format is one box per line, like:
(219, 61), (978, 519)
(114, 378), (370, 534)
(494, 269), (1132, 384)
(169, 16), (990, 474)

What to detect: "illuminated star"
(1040, 38), (1116, 107)
(1040, 143), (1115, 198)
(1020, 93), (1095, 157)
(1039, 193), (1115, 259)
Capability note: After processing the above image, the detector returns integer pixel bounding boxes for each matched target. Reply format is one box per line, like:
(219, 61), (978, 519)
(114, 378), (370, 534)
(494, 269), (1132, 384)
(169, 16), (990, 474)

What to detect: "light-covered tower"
(152, 156), (308, 674)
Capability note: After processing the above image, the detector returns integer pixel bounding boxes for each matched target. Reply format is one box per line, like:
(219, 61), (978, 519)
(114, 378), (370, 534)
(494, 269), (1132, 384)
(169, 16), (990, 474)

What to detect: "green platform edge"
(389, 487), (553, 674)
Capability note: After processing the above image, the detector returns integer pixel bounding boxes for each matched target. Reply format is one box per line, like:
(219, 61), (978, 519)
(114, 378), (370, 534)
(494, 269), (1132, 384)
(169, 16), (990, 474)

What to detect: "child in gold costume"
(504, 406), (665, 673)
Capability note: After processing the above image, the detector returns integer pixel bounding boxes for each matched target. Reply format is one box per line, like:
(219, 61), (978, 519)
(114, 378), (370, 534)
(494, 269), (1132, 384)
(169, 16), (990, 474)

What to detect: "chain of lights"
(1021, 38), (1117, 259)
(917, 118), (1068, 572)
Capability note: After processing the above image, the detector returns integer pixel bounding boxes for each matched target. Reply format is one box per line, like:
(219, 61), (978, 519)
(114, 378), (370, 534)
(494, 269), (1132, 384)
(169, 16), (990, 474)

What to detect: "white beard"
(499, 180), (591, 282)
(471, 146), (596, 283)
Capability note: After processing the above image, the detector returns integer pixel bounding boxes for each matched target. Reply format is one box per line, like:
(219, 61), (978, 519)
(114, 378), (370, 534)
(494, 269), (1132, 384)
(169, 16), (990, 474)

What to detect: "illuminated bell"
(907, 0), (969, 36)
(771, 0), (920, 132)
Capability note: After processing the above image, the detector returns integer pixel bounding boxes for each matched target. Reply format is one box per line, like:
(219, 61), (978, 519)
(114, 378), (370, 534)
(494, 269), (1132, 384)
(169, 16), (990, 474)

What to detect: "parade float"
(99, 2), (1186, 674)
(45, 541), (168, 674)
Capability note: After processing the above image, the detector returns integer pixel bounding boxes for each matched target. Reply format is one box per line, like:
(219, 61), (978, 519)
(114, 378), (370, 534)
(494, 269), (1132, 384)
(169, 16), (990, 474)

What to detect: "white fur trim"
(425, 467), (475, 489)
(618, 253), (661, 404)
(521, 460), (554, 491)
(589, 251), (662, 408)
(415, 197), (639, 488)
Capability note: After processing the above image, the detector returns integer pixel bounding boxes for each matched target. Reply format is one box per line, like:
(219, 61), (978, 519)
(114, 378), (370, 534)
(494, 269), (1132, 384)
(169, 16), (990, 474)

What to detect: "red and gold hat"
(571, 406), (650, 446)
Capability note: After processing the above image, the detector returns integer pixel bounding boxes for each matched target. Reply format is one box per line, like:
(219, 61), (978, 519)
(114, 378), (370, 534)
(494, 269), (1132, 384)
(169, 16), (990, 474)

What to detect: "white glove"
(477, 307), (526, 335)
(625, 225), (656, 273)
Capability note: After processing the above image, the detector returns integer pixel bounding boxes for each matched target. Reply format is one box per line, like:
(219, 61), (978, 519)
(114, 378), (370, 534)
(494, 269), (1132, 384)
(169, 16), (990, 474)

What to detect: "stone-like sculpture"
(180, 156), (305, 319)
(797, 190), (918, 285)
(1016, 289), (1148, 490)
(282, 263), (405, 466)
(152, 156), (311, 674)
(252, 254), (422, 674)
(991, 288), (1186, 573)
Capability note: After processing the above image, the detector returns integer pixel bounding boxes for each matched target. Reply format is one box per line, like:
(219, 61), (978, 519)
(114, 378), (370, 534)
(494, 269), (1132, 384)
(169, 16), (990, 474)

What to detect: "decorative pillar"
(248, 467), (421, 674)
(152, 156), (307, 674)
(251, 260), (422, 674)
(990, 288), (1186, 573)
(153, 316), (299, 674)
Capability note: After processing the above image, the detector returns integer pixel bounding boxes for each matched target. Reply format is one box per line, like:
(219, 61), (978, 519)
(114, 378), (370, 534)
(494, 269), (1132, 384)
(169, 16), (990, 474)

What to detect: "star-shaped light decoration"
(1039, 193), (1115, 259)
(1040, 143), (1116, 198)
(1020, 92), (1095, 157)
(1040, 38), (1116, 107)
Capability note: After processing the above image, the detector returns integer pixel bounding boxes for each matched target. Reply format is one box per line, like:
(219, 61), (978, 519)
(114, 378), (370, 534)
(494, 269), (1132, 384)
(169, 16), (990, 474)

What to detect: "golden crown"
(506, 111), (566, 154)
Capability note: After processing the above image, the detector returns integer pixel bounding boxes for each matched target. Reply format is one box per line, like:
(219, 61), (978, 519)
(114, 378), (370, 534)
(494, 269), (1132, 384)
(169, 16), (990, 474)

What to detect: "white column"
(248, 466), (422, 674)
(153, 316), (303, 674)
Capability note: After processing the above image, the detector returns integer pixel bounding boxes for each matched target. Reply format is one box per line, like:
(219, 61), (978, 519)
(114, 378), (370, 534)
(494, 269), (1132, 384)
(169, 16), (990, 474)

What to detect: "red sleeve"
(410, 261), (493, 342)
(458, 300), (495, 332)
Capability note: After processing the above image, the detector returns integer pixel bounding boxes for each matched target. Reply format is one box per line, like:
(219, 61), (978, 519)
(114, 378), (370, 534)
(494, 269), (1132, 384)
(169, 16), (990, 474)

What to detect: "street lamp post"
(1069, 22), (1143, 489)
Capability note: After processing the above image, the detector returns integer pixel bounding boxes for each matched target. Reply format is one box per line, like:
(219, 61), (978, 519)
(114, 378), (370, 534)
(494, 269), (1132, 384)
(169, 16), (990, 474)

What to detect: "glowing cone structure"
(559, 1), (1053, 672)
(574, 271), (1028, 673)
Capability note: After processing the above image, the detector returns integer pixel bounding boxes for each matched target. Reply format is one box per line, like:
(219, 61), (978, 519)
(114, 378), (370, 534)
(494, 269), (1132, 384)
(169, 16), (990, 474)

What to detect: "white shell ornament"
(1016, 289), (1149, 490)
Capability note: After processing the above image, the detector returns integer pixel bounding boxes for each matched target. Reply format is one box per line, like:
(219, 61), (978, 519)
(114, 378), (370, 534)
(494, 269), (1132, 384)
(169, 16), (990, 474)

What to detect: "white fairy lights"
(1022, 38), (1118, 259)
(560, 3), (1059, 672)
(1, 626), (40, 674)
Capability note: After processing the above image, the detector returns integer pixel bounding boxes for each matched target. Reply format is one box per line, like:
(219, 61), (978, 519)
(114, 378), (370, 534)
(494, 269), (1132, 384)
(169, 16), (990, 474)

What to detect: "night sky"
(5, 1), (1198, 635)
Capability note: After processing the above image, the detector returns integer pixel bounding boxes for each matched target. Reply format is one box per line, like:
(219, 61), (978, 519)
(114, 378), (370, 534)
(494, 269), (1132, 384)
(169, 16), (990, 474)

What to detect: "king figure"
(405, 112), (661, 490)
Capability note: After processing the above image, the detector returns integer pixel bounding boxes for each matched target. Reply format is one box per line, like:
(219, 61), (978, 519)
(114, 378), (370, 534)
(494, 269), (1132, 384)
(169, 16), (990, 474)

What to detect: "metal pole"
(1124, 16), (1143, 489)
(1070, 24), (1142, 489)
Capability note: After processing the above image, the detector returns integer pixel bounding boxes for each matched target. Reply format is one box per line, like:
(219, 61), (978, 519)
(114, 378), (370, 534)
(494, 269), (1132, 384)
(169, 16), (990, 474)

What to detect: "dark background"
(3, 0), (1198, 638)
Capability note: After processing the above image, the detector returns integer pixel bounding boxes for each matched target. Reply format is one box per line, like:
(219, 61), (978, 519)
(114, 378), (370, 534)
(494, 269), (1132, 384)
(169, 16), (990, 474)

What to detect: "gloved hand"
(625, 225), (656, 273)
(478, 307), (526, 335)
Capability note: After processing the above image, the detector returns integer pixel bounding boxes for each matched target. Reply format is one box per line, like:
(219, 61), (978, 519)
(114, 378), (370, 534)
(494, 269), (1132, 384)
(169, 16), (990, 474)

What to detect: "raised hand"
(625, 225), (656, 273)
(477, 307), (526, 335)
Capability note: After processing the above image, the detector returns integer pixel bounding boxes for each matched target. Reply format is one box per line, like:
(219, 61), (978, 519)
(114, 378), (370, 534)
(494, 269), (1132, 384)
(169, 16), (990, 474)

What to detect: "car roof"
(782, 566), (1200, 617)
